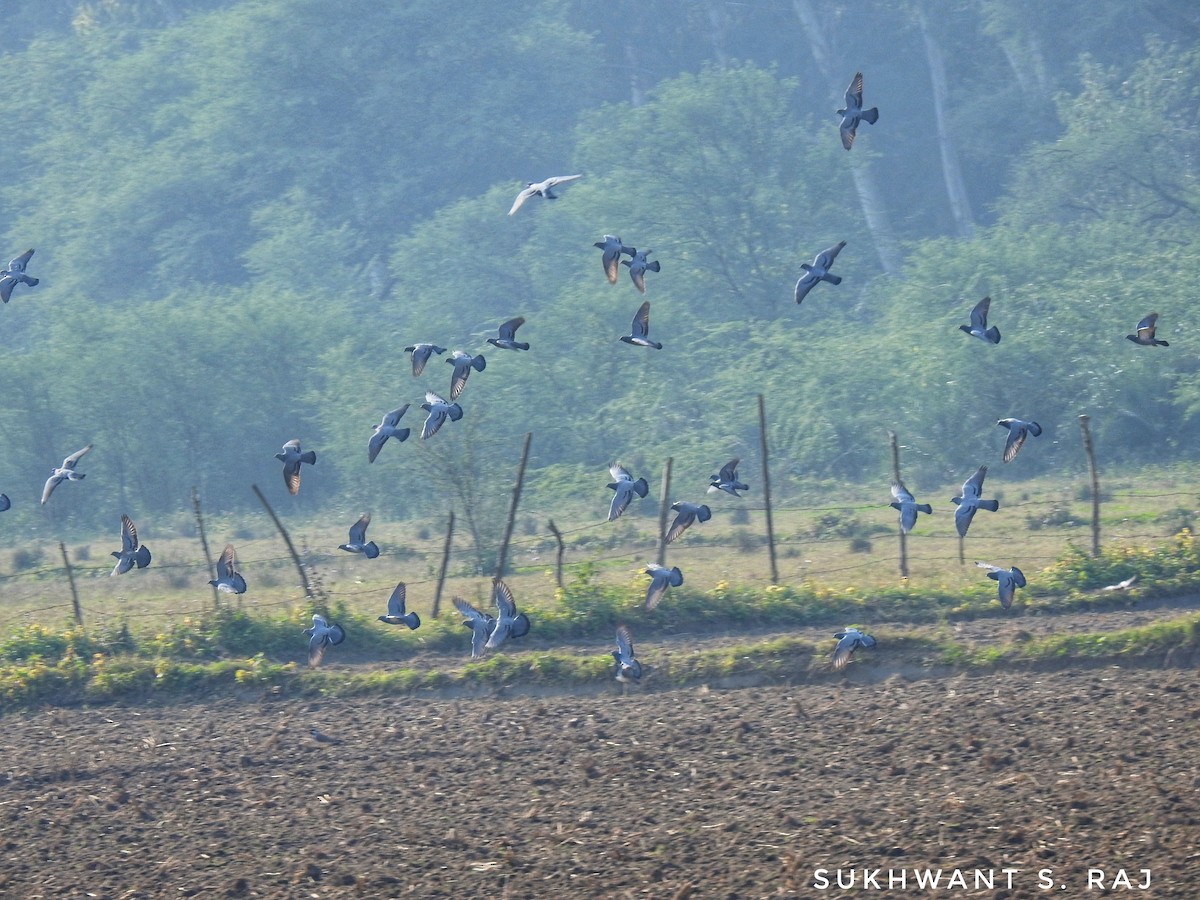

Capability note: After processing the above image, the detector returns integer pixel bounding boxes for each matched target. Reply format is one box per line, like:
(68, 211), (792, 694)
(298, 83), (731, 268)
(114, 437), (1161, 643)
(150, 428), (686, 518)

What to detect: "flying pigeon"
(830, 627), (877, 671)
(643, 563), (683, 610)
(620, 300), (662, 349)
(453, 596), (496, 659)
(110, 514), (152, 575)
(484, 578), (531, 650)
(889, 481), (932, 534)
(1126, 313), (1169, 347)
(997, 417), (1042, 463)
(607, 463), (649, 522)
(0, 249), (38, 303)
(275, 439), (316, 495)
(612, 624), (643, 683)
(309, 727), (343, 745)
(708, 458), (749, 497)
(951, 465), (1000, 537)
(420, 391), (464, 439)
(368, 404), (410, 463)
(338, 513), (379, 559)
(794, 241), (846, 304)
(837, 72), (879, 150)
(447, 350), (486, 400)
(959, 296), (1001, 344)
(594, 235), (634, 284)
(378, 582), (421, 629)
(665, 501), (711, 544)
(0, 494), (9, 512)
(507, 174), (583, 215)
(41, 444), (92, 505)
(403, 343), (447, 376)
(486, 317), (529, 351)
(621, 249), (661, 294)
(304, 613), (346, 667)
(209, 543), (247, 594)
(976, 562), (1026, 610)
(1102, 575), (1138, 591)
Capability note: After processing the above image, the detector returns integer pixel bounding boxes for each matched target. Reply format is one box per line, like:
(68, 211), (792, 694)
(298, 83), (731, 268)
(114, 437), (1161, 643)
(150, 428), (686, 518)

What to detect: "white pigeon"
(507, 174), (583, 215)
(41, 444), (92, 505)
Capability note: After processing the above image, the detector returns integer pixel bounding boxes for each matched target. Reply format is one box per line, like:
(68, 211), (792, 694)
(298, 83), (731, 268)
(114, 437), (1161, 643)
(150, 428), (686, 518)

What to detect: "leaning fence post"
(192, 487), (220, 610)
(431, 510), (455, 619)
(547, 519), (565, 589)
(888, 430), (909, 579)
(1079, 414), (1101, 557)
(495, 432), (533, 581)
(251, 483), (315, 599)
(60, 541), (82, 627)
(758, 394), (779, 584)
(655, 457), (674, 566)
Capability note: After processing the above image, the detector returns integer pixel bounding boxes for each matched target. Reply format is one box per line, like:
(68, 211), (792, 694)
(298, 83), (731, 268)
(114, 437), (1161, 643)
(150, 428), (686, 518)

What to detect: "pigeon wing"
(969, 297), (991, 331)
(348, 513), (371, 545)
(631, 301), (651, 339)
(120, 514), (139, 552)
(387, 582), (407, 618)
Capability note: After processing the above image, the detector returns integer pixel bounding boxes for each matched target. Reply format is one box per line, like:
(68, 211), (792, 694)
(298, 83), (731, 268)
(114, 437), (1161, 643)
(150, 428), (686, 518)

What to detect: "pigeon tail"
(364, 541), (380, 559)
(979, 499), (1000, 512)
(823, 273), (842, 285)
(861, 107), (879, 124)
(985, 326), (1001, 343)
(632, 477), (649, 498)
(917, 503), (932, 515)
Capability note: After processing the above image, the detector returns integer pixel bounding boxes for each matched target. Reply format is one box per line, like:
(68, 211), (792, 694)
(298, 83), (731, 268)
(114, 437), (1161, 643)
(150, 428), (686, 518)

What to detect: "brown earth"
(1, 607), (1198, 899)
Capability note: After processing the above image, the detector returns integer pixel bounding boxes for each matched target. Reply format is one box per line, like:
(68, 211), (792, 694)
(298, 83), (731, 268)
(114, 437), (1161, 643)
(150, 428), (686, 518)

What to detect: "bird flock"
(4, 70), (1167, 678)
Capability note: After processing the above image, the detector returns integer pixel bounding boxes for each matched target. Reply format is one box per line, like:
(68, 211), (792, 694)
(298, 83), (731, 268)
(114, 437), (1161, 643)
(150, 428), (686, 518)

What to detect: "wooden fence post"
(1079, 414), (1101, 558)
(192, 487), (221, 610)
(547, 519), (565, 589)
(758, 394), (779, 584)
(431, 511), (455, 619)
(60, 541), (82, 627)
(251, 483), (315, 599)
(888, 430), (908, 578)
(495, 432), (533, 581)
(655, 457), (674, 566)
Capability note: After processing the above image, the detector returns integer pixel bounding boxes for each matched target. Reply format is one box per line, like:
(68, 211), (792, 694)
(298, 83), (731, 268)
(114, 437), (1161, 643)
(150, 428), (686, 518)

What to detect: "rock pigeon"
(837, 72), (878, 150)
(607, 463), (649, 522)
(951, 466), (1000, 537)
(959, 296), (1001, 344)
(620, 300), (662, 349)
(275, 439), (316, 495)
(507, 174), (583, 215)
(338, 513), (379, 559)
(110, 514), (152, 576)
(665, 501), (711, 544)
(643, 563), (683, 610)
(0, 249), (38, 303)
(612, 624), (643, 683)
(794, 241), (846, 304)
(621, 249), (661, 294)
(304, 613), (346, 667)
(309, 727), (343, 745)
(976, 562), (1026, 610)
(484, 578), (531, 650)
(889, 481), (932, 534)
(830, 627), (877, 671)
(708, 458), (749, 497)
(378, 582), (421, 629)
(420, 391), (464, 439)
(447, 350), (486, 400)
(209, 543), (247, 594)
(41, 444), (92, 505)
(0, 494), (9, 512)
(403, 342), (447, 376)
(486, 317), (529, 351)
(453, 596), (496, 659)
(594, 235), (634, 284)
(997, 418), (1042, 463)
(1126, 313), (1169, 347)
(368, 404), (410, 463)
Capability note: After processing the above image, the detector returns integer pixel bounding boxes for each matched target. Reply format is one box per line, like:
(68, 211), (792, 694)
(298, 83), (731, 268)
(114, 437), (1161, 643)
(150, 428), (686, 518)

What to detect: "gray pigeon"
(951, 465), (999, 537)
(837, 72), (879, 150)
(275, 439), (316, 495)
(960, 296), (1001, 344)
(621, 249), (661, 294)
(486, 317), (529, 351)
(997, 417), (1042, 463)
(209, 543), (247, 594)
(368, 404), (410, 463)
(620, 300), (662, 349)
(1126, 313), (1169, 347)
(378, 582), (421, 629)
(453, 596), (496, 659)
(420, 391), (464, 439)
(309, 727), (343, 745)
(403, 343), (446, 376)
(338, 513), (379, 559)
(612, 624), (643, 683)
(708, 458), (749, 497)
(0, 249), (38, 303)
(447, 350), (486, 400)
(794, 241), (846, 304)
(507, 174), (583, 215)
(607, 463), (649, 522)
(644, 563), (683, 610)
(831, 627), (877, 671)
(889, 481), (932, 534)
(594, 235), (635, 284)
(110, 514), (152, 576)
(0, 494), (9, 512)
(303, 613), (346, 667)
(665, 500), (711, 544)
(484, 578), (531, 650)
(976, 562), (1026, 610)
(41, 444), (92, 505)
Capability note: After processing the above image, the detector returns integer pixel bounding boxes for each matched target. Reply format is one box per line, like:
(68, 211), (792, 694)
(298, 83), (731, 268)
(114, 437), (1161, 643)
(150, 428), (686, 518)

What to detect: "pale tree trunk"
(977, 0), (1051, 95)
(706, 1), (729, 68)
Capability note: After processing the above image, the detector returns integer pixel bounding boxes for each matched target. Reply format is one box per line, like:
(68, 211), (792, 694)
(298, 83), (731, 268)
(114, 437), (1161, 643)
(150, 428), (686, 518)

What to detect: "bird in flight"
(368, 404), (410, 463)
(403, 343), (446, 376)
(975, 562), (1026, 610)
(794, 241), (846, 304)
(951, 466), (999, 537)
(708, 458), (749, 497)
(275, 439), (316, 495)
(304, 613), (346, 667)
(209, 543), (248, 594)
(643, 563), (683, 610)
(1126, 313), (1169, 347)
(486, 316), (530, 351)
(612, 624), (643, 683)
(420, 391), (464, 439)
(508, 174), (583, 215)
(622, 249), (661, 294)
(594, 235), (634, 284)
(111, 514), (152, 575)
(620, 300), (662, 349)
(42, 444), (92, 505)
(607, 463), (649, 522)
(889, 481), (932, 534)
(0, 249), (38, 304)
(837, 72), (878, 150)
(997, 418), (1042, 463)
(378, 582), (421, 629)
(338, 513), (379, 559)
(959, 296), (1001, 344)
(830, 627), (876, 671)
